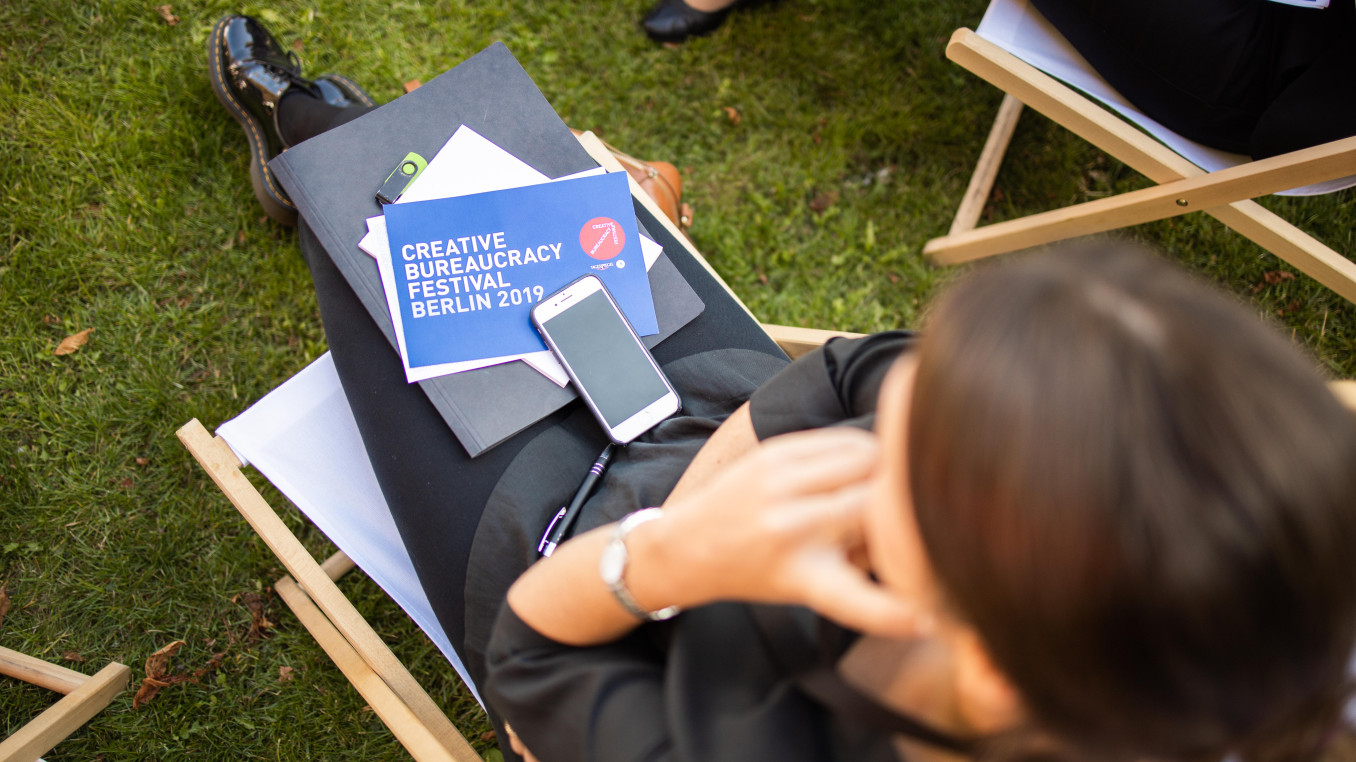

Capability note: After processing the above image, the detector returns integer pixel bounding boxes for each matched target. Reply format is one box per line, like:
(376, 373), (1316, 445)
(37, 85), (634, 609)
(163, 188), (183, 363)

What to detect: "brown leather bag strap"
(569, 128), (690, 231)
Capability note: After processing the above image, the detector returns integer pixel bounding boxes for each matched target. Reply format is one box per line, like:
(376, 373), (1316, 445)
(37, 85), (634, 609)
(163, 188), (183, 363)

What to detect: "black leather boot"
(642, 0), (753, 43)
(208, 15), (374, 225)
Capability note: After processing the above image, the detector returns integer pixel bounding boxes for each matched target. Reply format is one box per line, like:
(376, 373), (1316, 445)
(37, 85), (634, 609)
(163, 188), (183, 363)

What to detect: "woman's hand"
(507, 427), (923, 646)
(503, 724), (539, 762)
(634, 427), (922, 638)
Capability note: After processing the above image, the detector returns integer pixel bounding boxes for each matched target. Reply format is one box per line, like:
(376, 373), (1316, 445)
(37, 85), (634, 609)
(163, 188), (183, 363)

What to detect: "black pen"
(537, 444), (616, 557)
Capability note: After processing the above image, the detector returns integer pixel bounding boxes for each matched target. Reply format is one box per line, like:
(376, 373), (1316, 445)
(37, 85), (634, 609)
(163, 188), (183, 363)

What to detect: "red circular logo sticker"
(580, 217), (625, 260)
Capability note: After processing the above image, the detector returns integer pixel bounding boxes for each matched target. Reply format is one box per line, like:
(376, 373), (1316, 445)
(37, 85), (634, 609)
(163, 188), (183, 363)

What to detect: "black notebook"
(270, 43), (704, 456)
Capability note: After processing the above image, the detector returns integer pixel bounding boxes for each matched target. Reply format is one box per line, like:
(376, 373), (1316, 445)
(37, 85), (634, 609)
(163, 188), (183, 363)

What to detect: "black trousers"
(297, 212), (783, 673)
(1029, 0), (1356, 158)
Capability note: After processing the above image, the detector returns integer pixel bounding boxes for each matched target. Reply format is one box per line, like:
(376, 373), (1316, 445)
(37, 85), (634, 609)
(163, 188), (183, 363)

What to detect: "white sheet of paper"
(978, 0), (1354, 196)
(215, 352), (482, 707)
(357, 126), (662, 384)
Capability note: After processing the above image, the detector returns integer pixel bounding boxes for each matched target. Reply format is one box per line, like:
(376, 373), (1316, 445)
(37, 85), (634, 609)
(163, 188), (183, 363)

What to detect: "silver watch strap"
(603, 508), (681, 622)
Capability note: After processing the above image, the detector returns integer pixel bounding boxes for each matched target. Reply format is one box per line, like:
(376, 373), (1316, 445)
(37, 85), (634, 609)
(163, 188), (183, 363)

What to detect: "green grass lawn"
(2, 0), (1353, 758)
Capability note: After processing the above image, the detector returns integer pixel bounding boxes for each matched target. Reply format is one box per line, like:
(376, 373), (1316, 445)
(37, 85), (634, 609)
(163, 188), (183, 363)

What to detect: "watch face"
(599, 539), (627, 585)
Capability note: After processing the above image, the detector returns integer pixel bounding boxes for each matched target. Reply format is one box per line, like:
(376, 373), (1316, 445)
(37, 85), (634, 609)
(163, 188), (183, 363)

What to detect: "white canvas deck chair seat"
(926, 0), (1356, 305)
(176, 133), (853, 762)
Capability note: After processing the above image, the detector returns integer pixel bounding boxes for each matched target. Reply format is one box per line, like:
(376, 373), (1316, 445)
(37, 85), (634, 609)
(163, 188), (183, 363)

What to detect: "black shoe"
(641, 0), (736, 43)
(208, 15), (374, 226)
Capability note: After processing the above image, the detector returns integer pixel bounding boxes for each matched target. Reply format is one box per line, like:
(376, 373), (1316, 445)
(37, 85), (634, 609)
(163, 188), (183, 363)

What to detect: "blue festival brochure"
(381, 171), (659, 368)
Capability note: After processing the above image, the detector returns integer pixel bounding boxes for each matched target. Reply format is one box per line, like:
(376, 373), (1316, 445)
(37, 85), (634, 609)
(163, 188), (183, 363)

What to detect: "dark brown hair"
(907, 245), (1356, 761)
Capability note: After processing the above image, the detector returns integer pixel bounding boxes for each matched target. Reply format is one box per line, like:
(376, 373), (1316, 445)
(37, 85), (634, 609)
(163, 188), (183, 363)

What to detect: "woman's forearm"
(506, 512), (696, 645)
(507, 428), (922, 647)
(666, 401), (759, 505)
(506, 402), (761, 645)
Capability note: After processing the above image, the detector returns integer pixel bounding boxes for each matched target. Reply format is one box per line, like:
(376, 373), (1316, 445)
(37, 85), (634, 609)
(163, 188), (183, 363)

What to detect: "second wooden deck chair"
(0, 648), (130, 762)
(176, 133), (853, 761)
(925, 0), (1356, 304)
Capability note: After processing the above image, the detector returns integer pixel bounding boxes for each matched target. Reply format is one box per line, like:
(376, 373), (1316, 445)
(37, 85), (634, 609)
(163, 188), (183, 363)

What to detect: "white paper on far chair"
(978, 0), (1356, 196)
(216, 352), (483, 707)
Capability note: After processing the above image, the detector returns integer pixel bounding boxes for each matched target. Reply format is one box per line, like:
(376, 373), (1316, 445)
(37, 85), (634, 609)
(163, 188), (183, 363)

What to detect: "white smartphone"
(531, 275), (680, 444)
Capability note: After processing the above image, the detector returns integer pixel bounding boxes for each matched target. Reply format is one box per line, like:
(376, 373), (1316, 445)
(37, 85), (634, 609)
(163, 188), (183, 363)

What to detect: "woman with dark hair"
(490, 246), (1356, 762)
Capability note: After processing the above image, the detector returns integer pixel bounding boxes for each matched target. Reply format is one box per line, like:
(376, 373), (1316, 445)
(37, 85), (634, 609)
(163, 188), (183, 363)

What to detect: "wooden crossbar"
(0, 648), (130, 762)
(934, 135), (1356, 263)
(0, 647), (92, 695)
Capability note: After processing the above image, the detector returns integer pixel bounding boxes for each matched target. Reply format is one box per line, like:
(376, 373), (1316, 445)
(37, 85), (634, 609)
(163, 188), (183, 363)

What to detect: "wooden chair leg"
(950, 94), (1024, 236)
(1207, 201), (1356, 305)
(926, 136), (1356, 265)
(0, 649), (131, 762)
(176, 419), (478, 762)
(762, 324), (864, 359)
(272, 575), (478, 762)
(1334, 381), (1356, 412)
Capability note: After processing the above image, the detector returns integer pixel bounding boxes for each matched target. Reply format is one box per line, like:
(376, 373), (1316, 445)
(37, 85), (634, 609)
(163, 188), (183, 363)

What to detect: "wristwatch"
(599, 508), (682, 622)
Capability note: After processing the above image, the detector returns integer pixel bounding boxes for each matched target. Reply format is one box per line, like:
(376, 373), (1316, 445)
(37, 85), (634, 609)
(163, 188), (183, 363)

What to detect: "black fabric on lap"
(300, 199), (784, 675)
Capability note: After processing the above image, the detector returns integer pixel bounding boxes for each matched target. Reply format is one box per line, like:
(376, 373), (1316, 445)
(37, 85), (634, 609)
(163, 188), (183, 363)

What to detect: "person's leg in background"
(640, 0), (780, 43)
(1028, 0), (1354, 158)
(1250, 0), (1356, 158)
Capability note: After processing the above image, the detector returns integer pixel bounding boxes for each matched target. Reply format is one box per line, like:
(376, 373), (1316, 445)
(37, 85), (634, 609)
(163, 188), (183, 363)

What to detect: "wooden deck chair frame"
(925, 27), (1356, 305)
(175, 132), (858, 762)
(0, 648), (131, 761)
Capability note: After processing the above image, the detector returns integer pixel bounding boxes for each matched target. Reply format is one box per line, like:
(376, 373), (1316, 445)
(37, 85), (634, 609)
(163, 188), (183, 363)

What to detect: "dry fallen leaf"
(134, 640), (185, 709)
(403, 79), (422, 94)
(809, 190), (839, 215)
(278, 665), (295, 682)
(0, 585), (10, 628)
(43, 314), (60, 326)
(232, 591), (276, 644)
(135, 457), (149, 466)
(1253, 270), (1298, 293)
(62, 651), (85, 662)
(722, 106), (741, 126)
(54, 328), (93, 356)
(145, 640), (185, 680)
(132, 683), (161, 709)
(133, 643), (224, 709)
(154, 5), (179, 25)
(197, 651), (226, 677)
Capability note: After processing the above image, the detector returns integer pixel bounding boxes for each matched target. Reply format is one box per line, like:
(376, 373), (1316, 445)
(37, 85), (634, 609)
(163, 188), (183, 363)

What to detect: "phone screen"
(540, 290), (672, 428)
